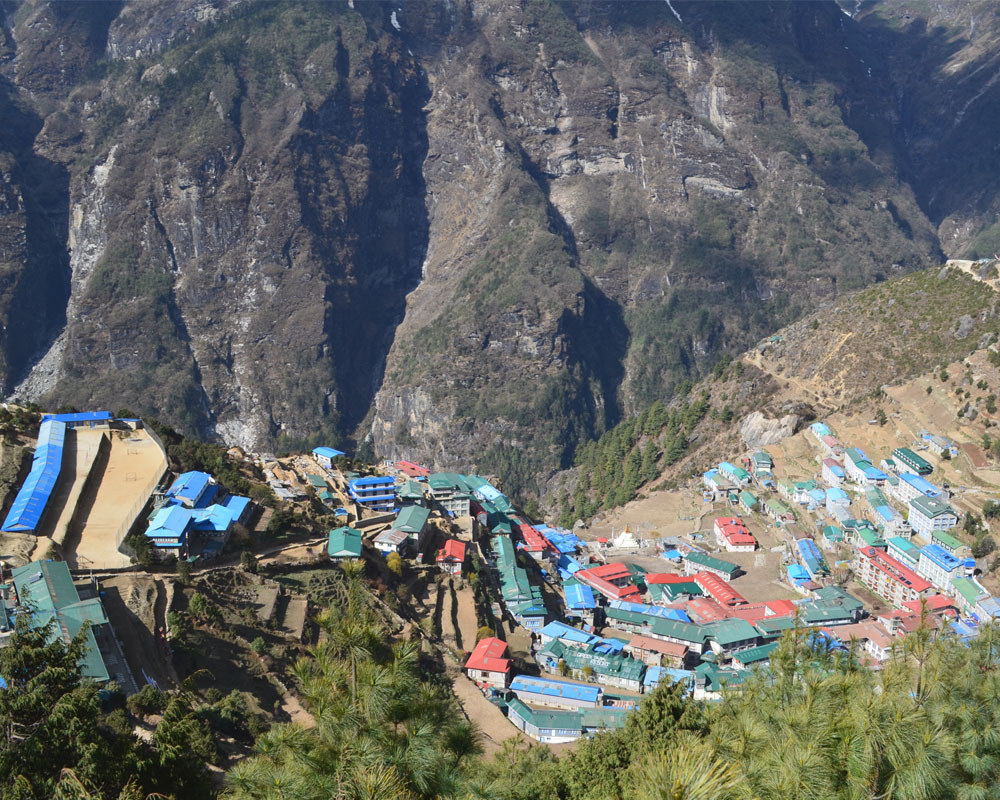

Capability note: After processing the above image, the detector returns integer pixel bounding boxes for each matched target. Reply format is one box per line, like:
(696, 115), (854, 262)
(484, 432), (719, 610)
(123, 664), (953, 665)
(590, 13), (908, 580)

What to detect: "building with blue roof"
(40, 410), (112, 428)
(892, 472), (944, 504)
(538, 620), (601, 648)
(145, 505), (194, 548)
(349, 475), (396, 513)
(565, 582), (596, 610)
(165, 471), (217, 509)
(917, 543), (963, 592)
(787, 563), (810, 587)
(824, 487), (851, 521)
(796, 538), (829, 581)
(873, 504), (911, 538)
(312, 446), (345, 468)
(509, 675), (602, 709)
(810, 422), (832, 439)
(222, 494), (252, 525)
(2, 419), (66, 533)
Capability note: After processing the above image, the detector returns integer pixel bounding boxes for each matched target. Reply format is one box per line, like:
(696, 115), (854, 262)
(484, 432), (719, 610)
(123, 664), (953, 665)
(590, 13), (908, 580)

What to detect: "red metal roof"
(714, 517), (757, 547)
(465, 637), (511, 673)
(576, 571), (641, 601)
(397, 460), (430, 478)
(645, 573), (694, 585)
(693, 571), (748, 607)
(437, 539), (466, 562)
(518, 524), (548, 552)
(901, 594), (957, 615)
(579, 562), (632, 582)
(627, 634), (688, 658)
(685, 596), (728, 623)
(859, 547), (932, 593)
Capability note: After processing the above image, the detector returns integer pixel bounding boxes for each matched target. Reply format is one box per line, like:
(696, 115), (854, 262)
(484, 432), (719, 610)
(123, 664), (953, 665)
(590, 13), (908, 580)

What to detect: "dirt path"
(448, 668), (525, 756)
(280, 692), (315, 728)
(45, 429), (105, 547)
(453, 584), (479, 654)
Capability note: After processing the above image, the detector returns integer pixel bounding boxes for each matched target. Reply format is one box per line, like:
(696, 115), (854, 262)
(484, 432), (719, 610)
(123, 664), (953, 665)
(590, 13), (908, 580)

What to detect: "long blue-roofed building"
(40, 410), (112, 429)
(2, 419), (66, 533)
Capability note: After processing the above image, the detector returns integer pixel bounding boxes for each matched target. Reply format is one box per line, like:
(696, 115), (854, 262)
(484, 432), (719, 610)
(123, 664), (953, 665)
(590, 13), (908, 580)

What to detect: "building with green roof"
(392, 505), (431, 548)
(10, 561), (118, 685)
(703, 618), (759, 654)
(648, 581), (702, 605)
(821, 525), (844, 547)
(560, 644), (647, 692)
(739, 490), (758, 514)
(506, 697), (629, 744)
(931, 529), (969, 557)
(730, 641), (779, 669)
(693, 661), (747, 697)
(398, 480), (426, 504)
(328, 526), (363, 560)
(683, 551), (741, 579)
(892, 447), (933, 476)
(649, 618), (710, 652)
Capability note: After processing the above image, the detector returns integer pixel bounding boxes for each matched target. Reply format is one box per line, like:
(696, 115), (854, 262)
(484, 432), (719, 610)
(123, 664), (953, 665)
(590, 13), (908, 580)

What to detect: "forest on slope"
(2, 0), (1000, 494)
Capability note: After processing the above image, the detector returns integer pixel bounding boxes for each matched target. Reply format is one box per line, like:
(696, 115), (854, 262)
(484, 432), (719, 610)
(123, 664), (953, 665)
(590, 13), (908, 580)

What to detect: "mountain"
(1, 0), (999, 494)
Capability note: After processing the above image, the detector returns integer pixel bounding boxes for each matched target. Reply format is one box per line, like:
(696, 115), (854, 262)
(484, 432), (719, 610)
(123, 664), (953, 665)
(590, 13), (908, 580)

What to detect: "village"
(0, 401), (997, 750)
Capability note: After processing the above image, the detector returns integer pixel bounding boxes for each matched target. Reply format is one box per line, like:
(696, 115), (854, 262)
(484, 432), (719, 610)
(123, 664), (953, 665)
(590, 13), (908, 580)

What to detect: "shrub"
(127, 684), (168, 717)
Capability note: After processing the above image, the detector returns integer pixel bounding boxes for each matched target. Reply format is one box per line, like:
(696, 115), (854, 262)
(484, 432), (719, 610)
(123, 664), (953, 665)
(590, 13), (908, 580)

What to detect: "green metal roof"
(305, 474), (327, 489)
(931, 530), (964, 551)
(812, 586), (864, 614)
(648, 582), (702, 603)
(754, 616), (796, 637)
(399, 480), (425, 501)
(910, 496), (957, 519)
(327, 526), (363, 558)
(11, 561), (109, 683)
(952, 577), (986, 607)
(730, 641), (779, 665)
(684, 551), (739, 576)
(739, 490), (758, 509)
(562, 645), (646, 682)
(507, 698), (583, 732)
(892, 448), (933, 475)
(822, 525), (843, 542)
(393, 505), (430, 534)
(703, 618), (759, 646)
(765, 498), (792, 516)
(694, 661), (747, 691)
(650, 618), (709, 644)
(857, 528), (886, 548)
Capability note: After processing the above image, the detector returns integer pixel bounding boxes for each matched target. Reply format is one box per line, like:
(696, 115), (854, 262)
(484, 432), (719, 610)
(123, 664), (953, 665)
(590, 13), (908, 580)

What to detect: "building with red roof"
(713, 517), (757, 552)
(437, 539), (467, 576)
(625, 634), (688, 667)
(685, 597), (729, 623)
(518, 524), (550, 560)
(397, 460), (431, 479)
(577, 562), (633, 586)
(901, 594), (958, 617)
(575, 570), (641, 603)
(725, 599), (797, 623)
(853, 546), (934, 608)
(465, 637), (512, 688)
(644, 573), (691, 585)
(693, 571), (747, 607)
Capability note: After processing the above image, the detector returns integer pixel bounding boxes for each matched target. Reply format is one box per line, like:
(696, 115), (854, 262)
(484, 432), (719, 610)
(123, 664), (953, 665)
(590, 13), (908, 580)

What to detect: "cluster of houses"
(143, 471), (253, 559)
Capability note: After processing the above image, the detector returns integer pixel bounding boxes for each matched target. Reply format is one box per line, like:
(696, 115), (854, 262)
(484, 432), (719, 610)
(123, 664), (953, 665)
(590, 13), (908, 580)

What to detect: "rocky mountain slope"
(1, 0), (999, 494)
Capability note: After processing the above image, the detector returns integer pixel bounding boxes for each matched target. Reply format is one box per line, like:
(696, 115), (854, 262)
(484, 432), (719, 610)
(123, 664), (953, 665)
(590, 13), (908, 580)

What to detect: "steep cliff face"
(0, 0), (998, 494)
(371, 0), (941, 486)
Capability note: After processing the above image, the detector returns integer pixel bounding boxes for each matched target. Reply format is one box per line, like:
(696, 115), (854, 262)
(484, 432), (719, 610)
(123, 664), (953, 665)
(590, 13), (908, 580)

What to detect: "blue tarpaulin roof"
(2, 419), (66, 532)
(787, 564), (810, 584)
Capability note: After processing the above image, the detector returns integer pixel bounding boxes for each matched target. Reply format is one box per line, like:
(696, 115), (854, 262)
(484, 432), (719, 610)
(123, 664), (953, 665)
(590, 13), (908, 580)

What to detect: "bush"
(475, 626), (494, 642)
(386, 552), (403, 577)
(127, 684), (169, 718)
(177, 559), (192, 584)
